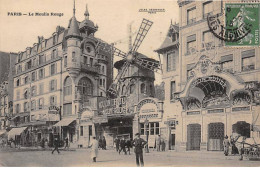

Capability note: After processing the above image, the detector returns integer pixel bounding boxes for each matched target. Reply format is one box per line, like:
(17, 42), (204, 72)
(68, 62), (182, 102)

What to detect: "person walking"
(132, 133), (147, 167)
(98, 137), (103, 149)
(89, 136), (99, 162)
(161, 138), (166, 151)
(102, 136), (106, 150)
(126, 139), (132, 155)
(223, 135), (230, 156)
(155, 135), (161, 152)
(114, 136), (120, 152)
(64, 137), (69, 150)
(52, 138), (60, 154)
(119, 137), (127, 155)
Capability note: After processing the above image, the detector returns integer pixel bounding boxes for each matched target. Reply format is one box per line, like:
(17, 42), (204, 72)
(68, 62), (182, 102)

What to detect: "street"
(0, 148), (260, 167)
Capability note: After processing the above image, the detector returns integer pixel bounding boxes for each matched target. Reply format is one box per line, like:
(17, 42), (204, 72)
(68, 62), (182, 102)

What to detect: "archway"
(187, 124), (201, 150)
(232, 121), (250, 138)
(208, 122), (224, 151)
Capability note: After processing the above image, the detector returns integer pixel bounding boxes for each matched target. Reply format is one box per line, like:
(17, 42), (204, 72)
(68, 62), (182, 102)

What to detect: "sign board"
(93, 116), (108, 124)
(48, 106), (60, 114)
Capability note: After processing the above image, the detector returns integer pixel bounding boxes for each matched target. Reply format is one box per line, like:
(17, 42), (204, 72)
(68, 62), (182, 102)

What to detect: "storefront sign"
(192, 76), (227, 88)
(137, 98), (161, 121)
(93, 116), (108, 123)
(48, 106), (60, 114)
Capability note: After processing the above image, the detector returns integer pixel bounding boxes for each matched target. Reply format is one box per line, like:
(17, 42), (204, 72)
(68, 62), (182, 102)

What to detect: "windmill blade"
(131, 19), (153, 53)
(107, 61), (130, 95)
(134, 57), (161, 73)
(113, 46), (127, 59)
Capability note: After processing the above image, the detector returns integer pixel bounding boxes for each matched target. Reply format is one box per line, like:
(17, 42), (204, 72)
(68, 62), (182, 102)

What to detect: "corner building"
(158, 0), (260, 151)
(11, 5), (113, 147)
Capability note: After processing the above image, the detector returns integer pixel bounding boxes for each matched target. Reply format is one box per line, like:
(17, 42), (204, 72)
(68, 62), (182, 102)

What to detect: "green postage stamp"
(225, 3), (260, 47)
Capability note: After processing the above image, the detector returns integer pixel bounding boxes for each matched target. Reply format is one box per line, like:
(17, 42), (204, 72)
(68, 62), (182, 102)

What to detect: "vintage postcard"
(0, 0), (260, 167)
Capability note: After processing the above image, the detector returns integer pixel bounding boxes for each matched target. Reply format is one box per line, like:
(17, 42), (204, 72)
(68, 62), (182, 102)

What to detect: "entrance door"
(208, 123), (224, 151)
(187, 124), (201, 150)
(169, 134), (175, 150)
(232, 121), (250, 137)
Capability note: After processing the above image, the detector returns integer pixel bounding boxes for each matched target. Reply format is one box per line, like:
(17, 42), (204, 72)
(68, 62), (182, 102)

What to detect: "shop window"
(187, 7), (196, 24)
(63, 103), (72, 116)
(141, 83), (146, 94)
(242, 50), (255, 72)
(203, 1), (213, 19)
(64, 77), (72, 96)
(140, 123), (145, 135)
(80, 126), (83, 136)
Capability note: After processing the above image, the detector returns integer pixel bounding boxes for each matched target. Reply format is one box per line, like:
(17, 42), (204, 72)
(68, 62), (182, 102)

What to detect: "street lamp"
(144, 118), (149, 153)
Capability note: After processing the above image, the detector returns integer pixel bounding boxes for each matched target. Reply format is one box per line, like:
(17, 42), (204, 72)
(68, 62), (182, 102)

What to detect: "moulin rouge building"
(10, 3), (114, 147)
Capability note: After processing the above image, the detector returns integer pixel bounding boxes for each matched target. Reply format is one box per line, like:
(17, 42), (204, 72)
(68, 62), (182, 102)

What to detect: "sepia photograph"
(0, 0), (260, 167)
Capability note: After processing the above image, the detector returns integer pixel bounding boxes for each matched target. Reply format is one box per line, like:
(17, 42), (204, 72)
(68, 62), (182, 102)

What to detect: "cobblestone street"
(0, 148), (260, 167)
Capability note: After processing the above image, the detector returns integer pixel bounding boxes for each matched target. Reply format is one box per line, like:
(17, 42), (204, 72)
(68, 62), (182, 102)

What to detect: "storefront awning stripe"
(8, 127), (27, 140)
(53, 118), (76, 126)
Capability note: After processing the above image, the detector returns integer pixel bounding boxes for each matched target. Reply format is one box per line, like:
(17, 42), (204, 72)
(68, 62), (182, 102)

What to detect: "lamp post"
(144, 118), (149, 153)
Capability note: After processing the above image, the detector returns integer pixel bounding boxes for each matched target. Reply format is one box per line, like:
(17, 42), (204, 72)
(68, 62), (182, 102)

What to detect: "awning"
(53, 118), (76, 127)
(8, 127), (27, 140)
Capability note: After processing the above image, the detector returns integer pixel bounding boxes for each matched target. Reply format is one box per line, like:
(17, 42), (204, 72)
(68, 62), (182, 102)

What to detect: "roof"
(65, 16), (82, 40)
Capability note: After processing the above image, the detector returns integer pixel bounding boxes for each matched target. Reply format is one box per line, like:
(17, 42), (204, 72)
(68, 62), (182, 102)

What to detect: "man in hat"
(52, 137), (60, 154)
(132, 133), (147, 167)
(89, 136), (99, 162)
(223, 135), (230, 156)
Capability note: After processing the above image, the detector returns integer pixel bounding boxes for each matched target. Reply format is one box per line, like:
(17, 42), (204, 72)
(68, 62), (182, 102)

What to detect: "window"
(221, 54), (233, 73)
(24, 89), (28, 99)
(203, 1), (213, 18)
(27, 60), (32, 69)
(130, 84), (135, 94)
(64, 77), (72, 96)
(242, 50), (255, 72)
(51, 49), (57, 59)
(31, 72), (36, 81)
(15, 104), (20, 114)
(150, 84), (154, 97)
(39, 68), (44, 79)
(31, 86), (37, 96)
(63, 103), (72, 115)
(24, 76), (28, 84)
(39, 83), (44, 95)
(50, 96), (56, 106)
(90, 58), (93, 67)
(103, 79), (105, 87)
(155, 122), (160, 135)
(170, 81), (176, 100)
(187, 7), (196, 24)
(121, 85), (126, 95)
(50, 79), (56, 92)
(84, 56), (88, 64)
(16, 90), (20, 100)
(17, 65), (22, 73)
(38, 98), (44, 110)
(150, 123), (155, 135)
(39, 55), (46, 64)
(53, 35), (56, 45)
(50, 64), (56, 75)
(33, 58), (37, 67)
(80, 126), (83, 136)
(78, 77), (93, 101)
(99, 79), (102, 86)
(72, 52), (76, 62)
(24, 102), (28, 112)
(140, 123), (145, 135)
(166, 51), (177, 71)
(64, 56), (67, 67)
(187, 35), (196, 54)
(16, 79), (20, 87)
(141, 83), (146, 94)
(102, 66), (105, 73)
(31, 100), (36, 111)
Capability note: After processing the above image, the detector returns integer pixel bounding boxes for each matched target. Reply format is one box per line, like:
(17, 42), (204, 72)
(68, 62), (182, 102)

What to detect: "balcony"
(80, 62), (99, 74)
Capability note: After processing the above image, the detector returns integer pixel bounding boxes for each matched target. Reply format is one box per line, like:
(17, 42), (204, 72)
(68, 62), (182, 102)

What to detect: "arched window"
(130, 84), (135, 94)
(78, 77), (93, 101)
(64, 77), (72, 96)
(141, 83), (146, 94)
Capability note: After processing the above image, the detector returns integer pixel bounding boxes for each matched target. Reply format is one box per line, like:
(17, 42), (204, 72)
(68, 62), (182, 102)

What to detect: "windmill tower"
(107, 19), (161, 103)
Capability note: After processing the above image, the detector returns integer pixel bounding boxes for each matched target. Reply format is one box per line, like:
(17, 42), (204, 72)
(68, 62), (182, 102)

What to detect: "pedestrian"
(155, 134), (161, 152)
(102, 136), (106, 150)
(132, 133), (147, 167)
(89, 136), (99, 162)
(52, 138), (60, 154)
(98, 137), (103, 149)
(114, 136), (120, 152)
(223, 135), (230, 156)
(230, 136), (239, 155)
(64, 137), (69, 150)
(119, 137), (127, 155)
(126, 139), (132, 155)
(161, 138), (166, 151)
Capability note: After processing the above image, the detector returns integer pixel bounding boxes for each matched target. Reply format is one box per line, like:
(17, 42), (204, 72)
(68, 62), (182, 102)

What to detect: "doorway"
(187, 124), (201, 150)
(208, 122), (224, 151)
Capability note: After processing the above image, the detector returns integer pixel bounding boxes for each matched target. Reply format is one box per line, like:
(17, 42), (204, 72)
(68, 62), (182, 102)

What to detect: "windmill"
(106, 18), (161, 96)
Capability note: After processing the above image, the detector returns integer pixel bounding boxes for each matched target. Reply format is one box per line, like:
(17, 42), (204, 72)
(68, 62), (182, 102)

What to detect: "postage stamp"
(224, 3), (260, 47)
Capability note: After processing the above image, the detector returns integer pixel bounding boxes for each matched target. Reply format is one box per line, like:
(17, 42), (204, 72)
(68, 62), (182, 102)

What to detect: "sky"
(0, 0), (179, 84)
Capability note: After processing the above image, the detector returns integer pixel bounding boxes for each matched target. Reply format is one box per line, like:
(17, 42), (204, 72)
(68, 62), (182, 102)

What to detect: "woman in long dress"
(89, 136), (99, 162)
